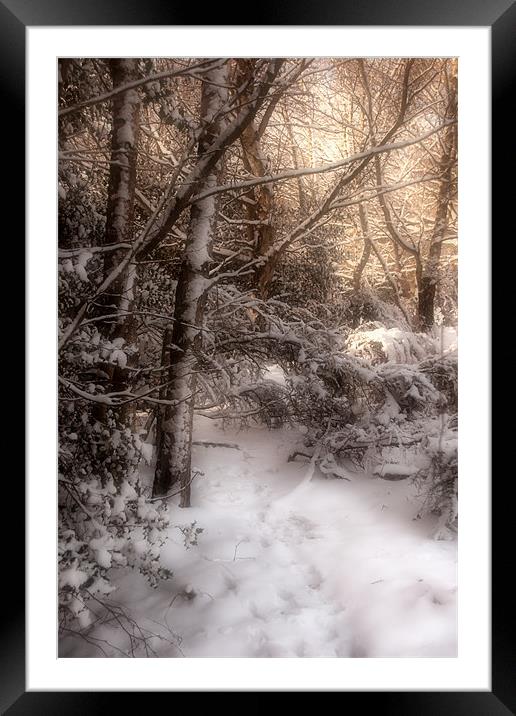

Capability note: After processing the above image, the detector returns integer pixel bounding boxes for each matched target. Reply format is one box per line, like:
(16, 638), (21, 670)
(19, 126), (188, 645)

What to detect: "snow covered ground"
(60, 413), (457, 659)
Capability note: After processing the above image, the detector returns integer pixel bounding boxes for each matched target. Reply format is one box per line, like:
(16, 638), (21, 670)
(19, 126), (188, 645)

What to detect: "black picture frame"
(6, 0), (513, 711)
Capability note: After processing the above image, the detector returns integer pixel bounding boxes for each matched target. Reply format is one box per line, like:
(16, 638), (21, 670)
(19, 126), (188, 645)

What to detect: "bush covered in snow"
(205, 292), (460, 536)
(339, 287), (411, 330)
(419, 352), (458, 412)
(58, 407), (172, 633)
(412, 418), (458, 539)
(346, 325), (439, 365)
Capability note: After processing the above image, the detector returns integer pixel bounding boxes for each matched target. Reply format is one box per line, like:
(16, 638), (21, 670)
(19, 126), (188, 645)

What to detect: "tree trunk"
(354, 205), (372, 291)
(154, 324), (173, 459)
(96, 59), (140, 424)
(236, 60), (277, 301)
(359, 203), (411, 326)
(418, 72), (457, 331)
(153, 63), (229, 505)
(358, 59), (418, 314)
(102, 59), (140, 324)
(283, 108), (308, 214)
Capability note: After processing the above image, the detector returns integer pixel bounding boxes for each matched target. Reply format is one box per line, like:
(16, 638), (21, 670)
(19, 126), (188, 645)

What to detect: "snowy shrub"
(377, 363), (443, 414)
(59, 325), (139, 393)
(58, 406), (172, 634)
(59, 180), (106, 252)
(58, 475), (171, 630)
(232, 380), (292, 428)
(414, 420), (458, 539)
(251, 303), (460, 535)
(419, 352), (458, 412)
(346, 325), (438, 365)
(271, 242), (340, 307)
(339, 287), (410, 330)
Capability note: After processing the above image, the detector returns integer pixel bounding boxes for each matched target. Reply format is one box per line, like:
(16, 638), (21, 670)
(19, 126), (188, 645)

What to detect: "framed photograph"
(6, 0), (511, 710)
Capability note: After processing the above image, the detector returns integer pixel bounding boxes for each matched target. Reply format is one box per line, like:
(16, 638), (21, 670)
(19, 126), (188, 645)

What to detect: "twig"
(192, 440), (240, 450)
(148, 470), (203, 502)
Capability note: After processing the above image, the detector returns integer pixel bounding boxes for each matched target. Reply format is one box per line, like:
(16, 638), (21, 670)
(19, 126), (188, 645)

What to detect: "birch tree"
(153, 63), (230, 504)
(98, 59), (141, 422)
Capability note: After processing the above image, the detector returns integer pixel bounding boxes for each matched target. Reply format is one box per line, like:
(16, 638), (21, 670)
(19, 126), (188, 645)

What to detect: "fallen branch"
(192, 441), (241, 450)
(287, 451), (312, 462)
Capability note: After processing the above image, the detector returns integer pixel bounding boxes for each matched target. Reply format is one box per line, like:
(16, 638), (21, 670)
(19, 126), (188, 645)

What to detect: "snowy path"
(62, 416), (457, 658)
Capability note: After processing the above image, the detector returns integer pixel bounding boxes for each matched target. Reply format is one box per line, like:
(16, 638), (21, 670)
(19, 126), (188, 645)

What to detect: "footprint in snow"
(287, 513), (320, 540)
(249, 601), (267, 621)
(218, 626), (233, 635)
(223, 574), (238, 593)
(306, 565), (323, 590)
(277, 589), (301, 613)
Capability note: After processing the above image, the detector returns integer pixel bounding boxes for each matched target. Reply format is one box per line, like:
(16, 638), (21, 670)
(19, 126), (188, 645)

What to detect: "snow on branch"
(58, 59), (227, 118)
(192, 122), (455, 205)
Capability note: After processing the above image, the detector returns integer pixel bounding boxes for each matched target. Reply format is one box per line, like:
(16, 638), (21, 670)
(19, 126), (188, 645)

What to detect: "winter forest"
(58, 57), (458, 658)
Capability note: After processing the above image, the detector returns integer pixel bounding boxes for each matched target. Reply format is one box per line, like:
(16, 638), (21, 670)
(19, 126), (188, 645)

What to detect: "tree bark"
(283, 107), (308, 215)
(353, 206), (372, 291)
(154, 323), (173, 459)
(102, 59), (140, 323)
(96, 59), (140, 425)
(358, 59), (418, 310)
(418, 72), (457, 331)
(359, 203), (411, 326)
(236, 59), (277, 301)
(153, 63), (229, 505)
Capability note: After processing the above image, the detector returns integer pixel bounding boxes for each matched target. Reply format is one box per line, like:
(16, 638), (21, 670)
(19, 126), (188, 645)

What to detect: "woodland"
(58, 57), (458, 658)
